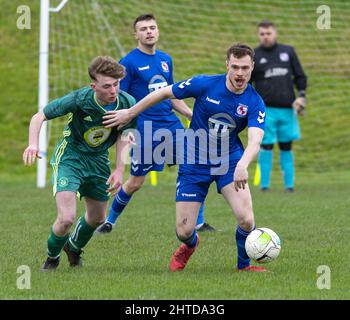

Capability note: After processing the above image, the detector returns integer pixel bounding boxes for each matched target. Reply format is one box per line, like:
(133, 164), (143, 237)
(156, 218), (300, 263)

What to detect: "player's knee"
(261, 144), (274, 151)
(278, 141), (292, 151)
(237, 216), (255, 232)
(176, 226), (193, 241)
(56, 215), (75, 230)
(127, 182), (142, 193)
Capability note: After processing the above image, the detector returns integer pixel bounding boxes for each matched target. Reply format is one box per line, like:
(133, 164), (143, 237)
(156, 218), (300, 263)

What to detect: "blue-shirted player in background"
(103, 44), (268, 272)
(96, 14), (215, 234)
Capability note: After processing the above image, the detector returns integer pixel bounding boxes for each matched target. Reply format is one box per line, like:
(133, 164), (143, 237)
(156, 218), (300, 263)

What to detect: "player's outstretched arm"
(233, 127), (264, 191)
(171, 99), (192, 121)
(23, 111), (46, 166)
(103, 85), (175, 130)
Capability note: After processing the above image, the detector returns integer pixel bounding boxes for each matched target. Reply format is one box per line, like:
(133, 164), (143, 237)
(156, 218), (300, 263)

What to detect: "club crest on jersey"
(161, 61), (169, 72)
(59, 177), (68, 187)
(280, 52), (289, 62)
(236, 104), (248, 117)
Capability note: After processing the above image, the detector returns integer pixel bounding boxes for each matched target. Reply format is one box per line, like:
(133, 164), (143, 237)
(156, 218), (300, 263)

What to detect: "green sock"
(68, 216), (96, 253)
(47, 228), (69, 259)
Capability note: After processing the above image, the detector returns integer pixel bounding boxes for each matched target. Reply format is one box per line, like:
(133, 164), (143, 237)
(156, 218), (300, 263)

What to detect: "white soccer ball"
(245, 227), (281, 263)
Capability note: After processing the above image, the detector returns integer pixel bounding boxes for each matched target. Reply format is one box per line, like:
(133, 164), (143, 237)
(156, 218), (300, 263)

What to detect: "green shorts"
(50, 139), (111, 201)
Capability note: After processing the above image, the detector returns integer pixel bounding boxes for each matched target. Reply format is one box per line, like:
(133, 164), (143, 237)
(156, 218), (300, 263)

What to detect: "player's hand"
(103, 110), (132, 130)
(292, 97), (306, 116)
(106, 169), (123, 196)
(233, 163), (248, 192)
(23, 145), (42, 166)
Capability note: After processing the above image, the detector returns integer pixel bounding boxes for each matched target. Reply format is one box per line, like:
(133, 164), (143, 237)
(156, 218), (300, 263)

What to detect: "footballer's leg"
(172, 126), (214, 233)
(221, 184), (267, 272)
(258, 107), (277, 192)
(277, 108), (300, 191)
(65, 197), (108, 267)
(258, 144), (274, 192)
(169, 201), (201, 272)
(278, 141), (294, 192)
(169, 173), (210, 272)
(41, 191), (76, 271)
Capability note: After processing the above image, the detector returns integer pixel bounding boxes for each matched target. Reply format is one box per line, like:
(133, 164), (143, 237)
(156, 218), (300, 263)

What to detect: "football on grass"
(245, 228), (281, 263)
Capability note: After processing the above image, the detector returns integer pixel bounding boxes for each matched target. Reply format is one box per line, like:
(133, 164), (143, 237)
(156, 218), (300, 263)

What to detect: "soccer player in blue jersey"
(103, 44), (268, 272)
(96, 14), (215, 234)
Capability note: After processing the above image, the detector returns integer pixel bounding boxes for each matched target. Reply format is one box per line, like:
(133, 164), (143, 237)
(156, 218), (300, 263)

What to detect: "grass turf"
(0, 175), (349, 300)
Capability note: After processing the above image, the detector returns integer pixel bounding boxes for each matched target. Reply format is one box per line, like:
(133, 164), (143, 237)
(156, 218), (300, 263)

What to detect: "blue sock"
(195, 203), (205, 228)
(258, 149), (273, 189)
(177, 230), (198, 248)
(280, 151), (294, 189)
(106, 187), (132, 224)
(236, 225), (252, 269)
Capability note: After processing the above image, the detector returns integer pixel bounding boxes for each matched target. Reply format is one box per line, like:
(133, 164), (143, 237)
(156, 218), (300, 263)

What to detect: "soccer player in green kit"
(23, 56), (136, 271)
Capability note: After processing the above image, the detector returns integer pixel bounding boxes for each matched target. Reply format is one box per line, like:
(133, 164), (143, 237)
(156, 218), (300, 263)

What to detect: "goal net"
(44, 0), (350, 186)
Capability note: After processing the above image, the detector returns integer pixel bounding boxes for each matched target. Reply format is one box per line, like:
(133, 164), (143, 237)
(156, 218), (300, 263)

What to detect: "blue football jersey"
(172, 74), (266, 166)
(120, 48), (181, 130)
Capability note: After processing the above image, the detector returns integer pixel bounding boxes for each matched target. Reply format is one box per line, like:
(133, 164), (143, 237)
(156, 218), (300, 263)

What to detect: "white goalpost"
(37, 0), (69, 188)
(37, 0), (124, 188)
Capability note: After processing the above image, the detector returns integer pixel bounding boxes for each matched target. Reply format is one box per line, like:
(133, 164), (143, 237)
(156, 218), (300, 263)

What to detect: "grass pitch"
(0, 174), (349, 300)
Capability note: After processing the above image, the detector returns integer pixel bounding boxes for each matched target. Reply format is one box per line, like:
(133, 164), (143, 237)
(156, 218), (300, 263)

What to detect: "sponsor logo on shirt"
(206, 96), (220, 105)
(148, 75), (168, 92)
(83, 126), (112, 147)
(138, 65), (150, 71)
(208, 113), (236, 136)
(264, 68), (288, 78)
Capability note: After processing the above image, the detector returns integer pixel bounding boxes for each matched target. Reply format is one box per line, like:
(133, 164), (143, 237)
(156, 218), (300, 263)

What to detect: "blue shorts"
(262, 107), (301, 145)
(130, 121), (184, 176)
(175, 151), (243, 202)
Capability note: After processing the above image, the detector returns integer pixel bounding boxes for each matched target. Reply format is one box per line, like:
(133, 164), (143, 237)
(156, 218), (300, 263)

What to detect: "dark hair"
(226, 43), (255, 61)
(133, 13), (156, 30)
(257, 20), (275, 29)
(88, 56), (125, 81)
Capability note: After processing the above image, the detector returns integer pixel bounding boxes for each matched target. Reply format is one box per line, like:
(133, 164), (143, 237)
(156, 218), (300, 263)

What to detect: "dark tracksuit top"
(251, 42), (307, 109)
